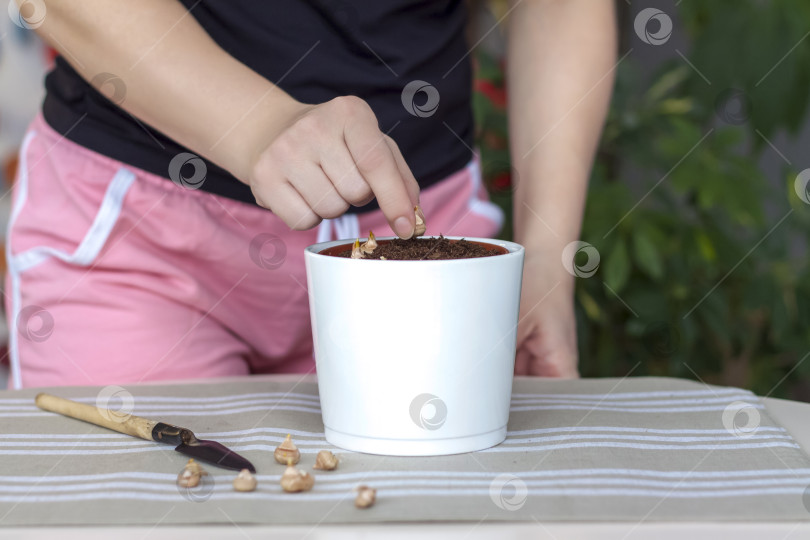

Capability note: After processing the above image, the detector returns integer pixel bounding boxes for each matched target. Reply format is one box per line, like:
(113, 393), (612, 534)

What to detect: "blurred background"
(1, 1), (808, 398)
(473, 0), (810, 401)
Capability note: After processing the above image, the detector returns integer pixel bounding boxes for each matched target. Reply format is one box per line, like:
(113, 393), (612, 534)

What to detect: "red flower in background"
(483, 132), (507, 150)
(492, 171), (512, 191)
(474, 79), (507, 110)
(44, 46), (57, 69)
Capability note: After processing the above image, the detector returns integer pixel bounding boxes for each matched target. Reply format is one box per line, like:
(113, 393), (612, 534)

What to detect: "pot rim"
(304, 235), (525, 263)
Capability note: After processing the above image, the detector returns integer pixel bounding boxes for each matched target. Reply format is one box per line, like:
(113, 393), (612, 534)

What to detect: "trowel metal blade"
(175, 439), (256, 473)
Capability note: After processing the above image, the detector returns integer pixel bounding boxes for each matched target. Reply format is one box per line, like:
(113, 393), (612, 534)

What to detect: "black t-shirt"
(42, 0), (474, 213)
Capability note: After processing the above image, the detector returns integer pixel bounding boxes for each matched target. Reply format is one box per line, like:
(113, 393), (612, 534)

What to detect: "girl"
(6, 0), (615, 388)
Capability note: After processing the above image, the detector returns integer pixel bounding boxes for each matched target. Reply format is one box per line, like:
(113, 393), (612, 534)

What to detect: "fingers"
(344, 114), (416, 239)
(288, 162), (350, 220)
(249, 96), (418, 235)
(514, 331), (580, 378)
(514, 345), (531, 376)
(384, 136), (420, 208)
(321, 136), (416, 213)
(542, 358), (580, 378)
(516, 316), (532, 348)
(318, 144), (375, 208)
(255, 181), (321, 231)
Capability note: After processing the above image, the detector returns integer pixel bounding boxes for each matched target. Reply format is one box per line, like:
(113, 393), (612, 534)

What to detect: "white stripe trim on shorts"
(5, 130), (136, 389)
(466, 157), (505, 231)
(316, 212), (360, 243)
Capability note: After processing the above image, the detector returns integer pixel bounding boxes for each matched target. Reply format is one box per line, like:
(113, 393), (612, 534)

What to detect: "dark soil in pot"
(321, 234), (508, 260)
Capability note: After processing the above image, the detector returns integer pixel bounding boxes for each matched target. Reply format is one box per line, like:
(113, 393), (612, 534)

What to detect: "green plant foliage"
(473, 1), (810, 400)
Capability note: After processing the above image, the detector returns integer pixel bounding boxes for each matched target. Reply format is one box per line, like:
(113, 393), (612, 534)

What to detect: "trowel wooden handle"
(35, 393), (158, 441)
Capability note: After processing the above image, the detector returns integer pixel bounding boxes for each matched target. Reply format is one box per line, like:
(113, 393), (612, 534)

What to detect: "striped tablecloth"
(1, 376), (810, 525)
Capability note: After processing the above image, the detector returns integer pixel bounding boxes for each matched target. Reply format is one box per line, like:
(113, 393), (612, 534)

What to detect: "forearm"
(507, 0), (617, 278)
(29, 0), (302, 182)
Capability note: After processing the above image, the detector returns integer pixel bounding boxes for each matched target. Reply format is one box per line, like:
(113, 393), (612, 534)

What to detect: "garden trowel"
(35, 393), (256, 472)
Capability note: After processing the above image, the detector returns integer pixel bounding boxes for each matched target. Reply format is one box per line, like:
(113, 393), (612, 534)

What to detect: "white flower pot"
(304, 236), (525, 456)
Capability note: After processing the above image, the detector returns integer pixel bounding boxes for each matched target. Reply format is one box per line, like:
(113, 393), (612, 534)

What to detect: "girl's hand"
(31, 1), (419, 237)
(513, 253), (580, 378)
(249, 96), (421, 238)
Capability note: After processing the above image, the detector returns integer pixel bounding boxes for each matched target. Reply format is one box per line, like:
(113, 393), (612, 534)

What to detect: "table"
(1, 376), (809, 539)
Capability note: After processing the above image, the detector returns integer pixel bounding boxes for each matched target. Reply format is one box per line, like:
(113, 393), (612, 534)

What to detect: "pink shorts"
(5, 114), (504, 389)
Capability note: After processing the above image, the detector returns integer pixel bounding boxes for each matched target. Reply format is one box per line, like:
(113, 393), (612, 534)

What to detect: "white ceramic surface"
(304, 236), (525, 456)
